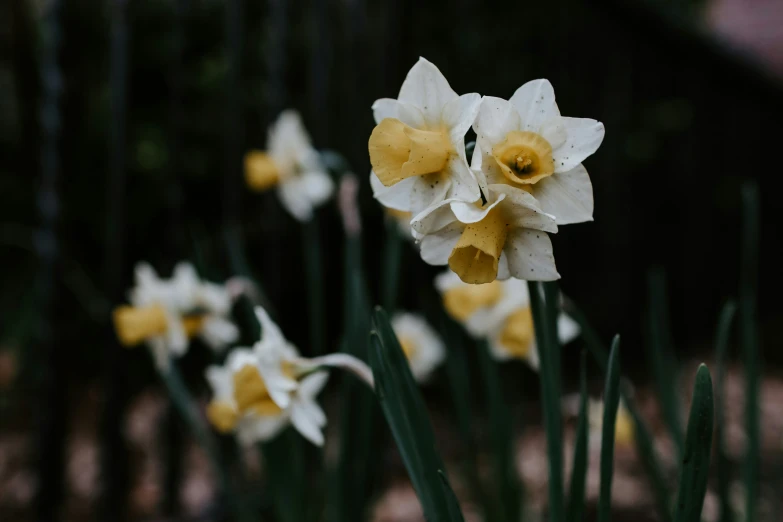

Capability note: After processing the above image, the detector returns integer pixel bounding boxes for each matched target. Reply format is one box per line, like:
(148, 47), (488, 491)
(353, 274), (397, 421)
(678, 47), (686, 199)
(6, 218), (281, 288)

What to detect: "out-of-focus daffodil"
(245, 110), (334, 222)
(390, 312), (446, 383)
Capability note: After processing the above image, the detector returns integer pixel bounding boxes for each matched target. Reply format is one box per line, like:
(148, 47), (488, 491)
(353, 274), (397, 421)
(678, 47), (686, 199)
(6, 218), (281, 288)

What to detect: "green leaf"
(381, 219), (404, 311)
(370, 306), (465, 522)
(713, 302), (737, 522)
(740, 182), (760, 522)
(647, 268), (684, 457)
(673, 364), (714, 522)
(566, 299), (672, 522)
(567, 350), (589, 522)
(598, 336), (622, 522)
(476, 338), (522, 522)
(302, 216), (326, 356)
(527, 281), (564, 522)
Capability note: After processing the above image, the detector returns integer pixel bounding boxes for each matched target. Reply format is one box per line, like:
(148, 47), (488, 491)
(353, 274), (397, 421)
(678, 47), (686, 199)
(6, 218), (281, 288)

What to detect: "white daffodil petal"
(497, 253), (511, 280)
(553, 117), (605, 172)
(290, 402), (325, 446)
(205, 366), (234, 401)
(269, 110), (312, 167)
(278, 180), (314, 222)
(370, 172), (417, 212)
(443, 93), (482, 145)
(297, 398), (328, 428)
(445, 156), (481, 203)
(433, 270), (463, 293)
(557, 313), (580, 345)
(509, 79), (560, 131)
(299, 170), (334, 207)
(149, 338), (170, 371)
(398, 57), (458, 127)
(200, 317), (240, 350)
(540, 118), (567, 150)
(490, 185), (558, 233)
(420, 223), (463, 265)
(503, 229), (560, 281)
(237, 415), (288, 446)
(255, 307), (285, 347)
(451, 193), (505, 224)
(474, 96), (522, 151)
(531, 164), (593, 225)
(299, 371), (329, 398)
(372, 98), (399, 123)
(409, 174), (451, 216)
(410, 198), (456, 236)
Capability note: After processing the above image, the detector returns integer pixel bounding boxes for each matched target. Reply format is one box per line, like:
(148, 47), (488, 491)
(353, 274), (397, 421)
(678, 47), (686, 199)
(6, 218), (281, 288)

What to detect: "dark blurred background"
(1, 0), (782, 520)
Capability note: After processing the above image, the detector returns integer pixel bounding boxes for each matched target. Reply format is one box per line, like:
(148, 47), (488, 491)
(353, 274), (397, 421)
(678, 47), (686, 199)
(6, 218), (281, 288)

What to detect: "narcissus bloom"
(369, 58), (482, 217)
(205, 307), (329, 446)
(245, 110), (334, 221)
(414, 172), (559, 284)
(435, 272), (579, 369)
(472, 82), (604, 225)
(391, 312), (446, 382)
(113, 262), (239, 370)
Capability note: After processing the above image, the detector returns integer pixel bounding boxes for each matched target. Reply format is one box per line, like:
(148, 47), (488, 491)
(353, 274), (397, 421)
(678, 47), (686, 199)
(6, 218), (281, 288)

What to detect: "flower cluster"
(370, 58), (604, 284)
(112, 262), (239, 370)
(435, 270), (579, 369)
(205, 307), (329, 446)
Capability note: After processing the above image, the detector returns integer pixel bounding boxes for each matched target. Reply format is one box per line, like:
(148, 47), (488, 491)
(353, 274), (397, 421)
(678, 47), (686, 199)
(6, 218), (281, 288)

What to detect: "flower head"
(113, 262), (239, 370)
(414, 176), (559, 283)
(391, 312), (446, 383)
(205, 307), (329, 446)
(435, 272), (579, 369)
(245, 110), (334, 221)
(472, 82), (604, 225)
(369, 58), (482, 218)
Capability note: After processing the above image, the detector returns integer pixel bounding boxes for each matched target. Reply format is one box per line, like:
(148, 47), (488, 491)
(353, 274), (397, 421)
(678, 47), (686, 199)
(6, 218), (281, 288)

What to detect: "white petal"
(530, 164), (593, 225)
(540, 118), (567, 150)
(409, 173), (451, 216)
(149, 338), (170, 371)
(205, 365), (234, 401)
(553, 118), (605, 172)
(508, 79), (560, 132)
(497, 254), (511, 280)
(278, 180), (313, 222)
(557, 313), (580, 345)
(419, 223), (463, 266)
(370, 172), (416, 212)
(268, 110), (312, 167)
(255, 307), (285, 346)
(372, 98), (399, 123)
(473, 96), (521, 151)
(451, 192), (505, 224)
(165, 316), (189, 356)
(443, 93), (482, 145)
(398, 57), (458, 127)
(296, 398), (327, 427)
(200, 317), (239, 350)
(444, 156), (481, 204)
(237, 415), (288, 446)
(491, 185), (558, 232)
(411, 198), (456, 236)
(290, 401), (325, 446)
(372, 98), (426, 128)
(299, 371), (329, 398)
(299, 170), (334, 206)
(433, 270), (463, 293)
(503, 229), (560, 281)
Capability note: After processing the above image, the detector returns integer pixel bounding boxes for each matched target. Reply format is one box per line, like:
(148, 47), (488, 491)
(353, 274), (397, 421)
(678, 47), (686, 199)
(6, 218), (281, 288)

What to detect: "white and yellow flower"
(413, 172), (559, 284)
(472, 81), (604, 225)
(245, 110), (334, 221)
(369, 58), (482, 218)
(113, 262), (239, 370)
(205, 307), (329, 446)
(391, 312), (446, 383)
(435, 271), (579, 369)
(588, 398), (635, 448)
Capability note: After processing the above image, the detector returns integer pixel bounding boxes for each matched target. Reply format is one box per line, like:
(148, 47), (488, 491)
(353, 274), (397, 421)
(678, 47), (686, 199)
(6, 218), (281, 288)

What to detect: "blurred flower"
(205, 307), (329, 446)
(245, 110), (334, 221)
(472, 82), (604, 225)
(413, 169), (559, 283)
(369, 57), (482, 218)
(588, 398), (635, 448)
(435, 272), (578, 368)
(112, 262), (239, 370)
(390, 312), (446, 382)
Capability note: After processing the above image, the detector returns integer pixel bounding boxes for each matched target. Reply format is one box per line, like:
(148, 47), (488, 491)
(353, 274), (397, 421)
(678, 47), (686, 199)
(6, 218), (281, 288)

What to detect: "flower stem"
(302, 217), (326, 355)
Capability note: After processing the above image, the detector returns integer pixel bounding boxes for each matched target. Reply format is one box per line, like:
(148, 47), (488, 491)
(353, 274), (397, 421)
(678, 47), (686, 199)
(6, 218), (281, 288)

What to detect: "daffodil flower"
(245, 110), (334, 221)
(368, 58), (482, 218)
(390, 312), (446, 383)
(472, 81), (604, 225)
(413, 171), (559, 284)
(113, 262), (239, 370)
(435, 272), (579, 369)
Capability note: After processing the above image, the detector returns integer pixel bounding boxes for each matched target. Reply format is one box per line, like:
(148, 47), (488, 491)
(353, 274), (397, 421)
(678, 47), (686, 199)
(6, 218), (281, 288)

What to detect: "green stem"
(714, 302), (736, 522)
(302, 217), (325, 355)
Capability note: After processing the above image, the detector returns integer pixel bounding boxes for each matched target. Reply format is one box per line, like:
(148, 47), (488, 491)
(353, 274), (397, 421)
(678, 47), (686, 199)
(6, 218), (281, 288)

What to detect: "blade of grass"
(713, 302), (737, 522)
(565, 299), (672, 522)
(647, 268), (684, 457)
(598, 336), (621, 522)
(567, 350), (589, 522)
(740, 182), (760, 522)
(370, 307), (465, 522)
(528, 281), (564, 522)
(440, 316), (497, 522)
(673, 365), (714, 522)
(476, 338), (522, 522)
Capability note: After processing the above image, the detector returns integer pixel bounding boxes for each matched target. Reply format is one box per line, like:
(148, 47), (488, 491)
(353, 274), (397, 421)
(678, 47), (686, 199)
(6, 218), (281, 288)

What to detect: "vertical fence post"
(34, 0), (65, 520)
(99, 0), (130, 519)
